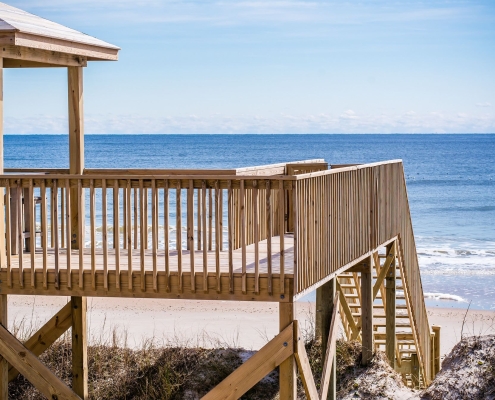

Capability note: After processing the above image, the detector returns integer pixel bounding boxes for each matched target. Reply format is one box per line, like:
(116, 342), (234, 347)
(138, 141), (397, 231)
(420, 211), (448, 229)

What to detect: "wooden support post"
(411, 353), (419, 389)
(0, 57), (5, 263)
(361, 256), (373, 366)
(68, 66), (84, 250)
(71, 296), (88, 399)
(0, 295), (7, 399)
(386, 242), (396, 368)
(432, 325), (441, 375)
(279, 301), (296, 399)
(316, 278), (336, 399)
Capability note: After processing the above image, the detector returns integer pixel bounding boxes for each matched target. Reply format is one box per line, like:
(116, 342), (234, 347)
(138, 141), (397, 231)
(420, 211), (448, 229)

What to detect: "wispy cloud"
(476, 102), (492, 107)
(6, 111), (494, 134)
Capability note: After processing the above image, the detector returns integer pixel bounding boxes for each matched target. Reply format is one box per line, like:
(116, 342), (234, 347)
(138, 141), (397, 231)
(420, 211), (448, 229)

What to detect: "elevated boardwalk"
(0, 3), (440, 399)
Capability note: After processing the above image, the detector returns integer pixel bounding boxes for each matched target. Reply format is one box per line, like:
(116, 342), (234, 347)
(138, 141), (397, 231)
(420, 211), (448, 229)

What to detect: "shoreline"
(8, 296), (495, 359)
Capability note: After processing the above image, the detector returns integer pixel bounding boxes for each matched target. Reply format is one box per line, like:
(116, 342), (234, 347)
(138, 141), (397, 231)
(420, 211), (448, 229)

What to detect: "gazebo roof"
(0, 2), (119, 67)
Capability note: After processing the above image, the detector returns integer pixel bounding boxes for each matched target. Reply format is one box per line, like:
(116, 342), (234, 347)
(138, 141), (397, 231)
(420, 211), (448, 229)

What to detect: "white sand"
(7, 295), (495, 358)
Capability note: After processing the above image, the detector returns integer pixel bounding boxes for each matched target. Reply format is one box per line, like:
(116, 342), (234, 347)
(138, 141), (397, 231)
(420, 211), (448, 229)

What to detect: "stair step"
(374, 322), (411, 328)
(373, 304), (407, 309)
(375, 339), (415, 345)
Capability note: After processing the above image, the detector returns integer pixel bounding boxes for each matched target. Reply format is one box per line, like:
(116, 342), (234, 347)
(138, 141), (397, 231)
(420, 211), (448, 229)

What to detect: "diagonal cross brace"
(0, 323), (80, 400)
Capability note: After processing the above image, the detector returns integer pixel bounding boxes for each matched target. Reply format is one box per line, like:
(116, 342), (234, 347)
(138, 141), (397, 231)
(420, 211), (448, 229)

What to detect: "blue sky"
(4, 0), (495, 133)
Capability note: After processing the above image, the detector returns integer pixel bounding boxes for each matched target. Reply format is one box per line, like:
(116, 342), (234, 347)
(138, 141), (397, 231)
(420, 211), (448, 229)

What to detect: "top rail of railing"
(4, 159), (328, 177)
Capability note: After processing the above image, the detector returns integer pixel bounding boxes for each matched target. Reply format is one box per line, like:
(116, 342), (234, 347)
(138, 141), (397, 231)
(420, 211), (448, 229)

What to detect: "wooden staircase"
(337, 241), (425, 388)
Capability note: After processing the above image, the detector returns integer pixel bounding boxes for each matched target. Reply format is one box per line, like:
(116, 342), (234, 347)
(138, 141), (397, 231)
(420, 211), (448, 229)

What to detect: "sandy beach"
(7, 295), (495, 360)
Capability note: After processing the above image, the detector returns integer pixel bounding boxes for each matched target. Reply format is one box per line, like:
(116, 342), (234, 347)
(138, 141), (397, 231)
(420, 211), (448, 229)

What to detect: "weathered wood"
(279, 302), (297, 399)
(8, 301), (72, 382)
(68, 66), (84, 251)
(319, 292), (339, 400)
(316, 278), (337, 399)
(386, 242), (397, 368)
(0, 323), (81, 400)
(0, 294), (7, 399)
(293, 321), (318, 400)
(432, 325), (441, 376)
(361, 256), (373, 366)
(411, 353), (420, 389)
(71, 296), (88, 399)
(203, 323), (293, 400)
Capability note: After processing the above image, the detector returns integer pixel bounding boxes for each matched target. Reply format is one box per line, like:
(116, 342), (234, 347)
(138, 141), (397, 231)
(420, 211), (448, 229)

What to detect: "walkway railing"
(292, 160), (431, 381)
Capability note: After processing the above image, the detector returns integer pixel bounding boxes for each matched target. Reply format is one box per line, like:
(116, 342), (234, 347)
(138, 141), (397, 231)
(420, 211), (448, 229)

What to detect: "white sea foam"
(423, 292), (467, 302)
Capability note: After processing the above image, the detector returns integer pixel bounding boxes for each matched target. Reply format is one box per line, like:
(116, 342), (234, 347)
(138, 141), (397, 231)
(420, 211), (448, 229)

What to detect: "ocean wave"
(423, 292), (467, 302)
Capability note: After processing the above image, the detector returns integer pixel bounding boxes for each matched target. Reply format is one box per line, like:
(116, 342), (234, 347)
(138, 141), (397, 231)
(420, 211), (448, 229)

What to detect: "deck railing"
(292, 160), (431, 381)
(0, 173), (293, 296)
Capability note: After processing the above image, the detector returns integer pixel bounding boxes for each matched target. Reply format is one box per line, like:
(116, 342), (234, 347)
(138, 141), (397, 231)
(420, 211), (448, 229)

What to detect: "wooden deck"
(9, 234), (294, 275)
(1, 235), (294, 302)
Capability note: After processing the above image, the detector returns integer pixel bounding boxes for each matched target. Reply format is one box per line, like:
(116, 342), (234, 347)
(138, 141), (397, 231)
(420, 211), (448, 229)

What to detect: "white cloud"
(5, 111), (495, 134)
(476, 102), (492, 107)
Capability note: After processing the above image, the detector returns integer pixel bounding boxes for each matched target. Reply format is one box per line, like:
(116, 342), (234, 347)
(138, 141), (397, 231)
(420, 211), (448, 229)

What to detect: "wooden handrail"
(291, 160), (432, 383)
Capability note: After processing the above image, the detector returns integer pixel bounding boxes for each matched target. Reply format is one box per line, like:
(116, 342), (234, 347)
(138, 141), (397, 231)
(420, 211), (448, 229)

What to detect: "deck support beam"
(0, 295), (7, 399)
(386, 241), (397, 368)
(279, 301), (297, 399)
(68, 66), (84, 249)
(361, 256), (373, 366)
(316, 278), (336, 399)
(71, 296), (88, 399)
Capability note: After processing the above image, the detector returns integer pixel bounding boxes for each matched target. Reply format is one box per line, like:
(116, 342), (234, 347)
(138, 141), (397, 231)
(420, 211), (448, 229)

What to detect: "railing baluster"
(78, 180), (84, 289)
(126, 179), (132, 290)
(240, 180), (246, 294)
(123, 184), (127, 250)
(228, 180), (233, 294)
(50, 183), (54, 248)
(17, 181), (23, 288)
(41, 181), (47, 289)
(65, 179), (71, 289)
(208, 188), (212, 251)
(215, 180), (220, 293)
(176, 181), (183, 293)
(202, 181), (208, 293)
(29, 179), (35, 287)
(265, 180), (272, 295)
(139, 180), (145, 291)
(113, 180), (120, 290)
(5, 184), (11, 288)
(164, 180), (170, 292)
(253, 180), (259, 294)
(151, 179), (158, 292)
(90, 179), (96, 290)
(52, 180), (59, 289)
(188, 179), (195, 293)
(219, 188), (223, 251)
(278, 180), (284, 294)
(197, 188), (201, 251)
(133, 187), (138, 250)
(60, 186), (65, 249)
(144, 185), (148, 250)
(102, 179), (108, 290)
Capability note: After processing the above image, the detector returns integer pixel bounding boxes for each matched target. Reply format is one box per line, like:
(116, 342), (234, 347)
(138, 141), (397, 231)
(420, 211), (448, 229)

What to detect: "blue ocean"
(5, 134), (495, 310)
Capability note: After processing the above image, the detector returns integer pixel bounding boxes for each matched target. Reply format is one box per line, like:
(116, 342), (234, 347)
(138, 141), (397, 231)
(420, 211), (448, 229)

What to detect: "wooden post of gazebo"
(68, 65), (88, 398)
(0, 3), (119, 398)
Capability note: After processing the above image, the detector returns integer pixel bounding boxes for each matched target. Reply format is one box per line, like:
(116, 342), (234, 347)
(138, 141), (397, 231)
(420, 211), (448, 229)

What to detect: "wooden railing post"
(432, 325), (441, 376)
(68, 66), (84, 250)
(279, 301), (297, 399)
(361, 256), (373, 366)
(71, 296), (88, 399)
(0, 294), (7, 399)
(316, 278), (337, 399)
(386, 241), (396, 368)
